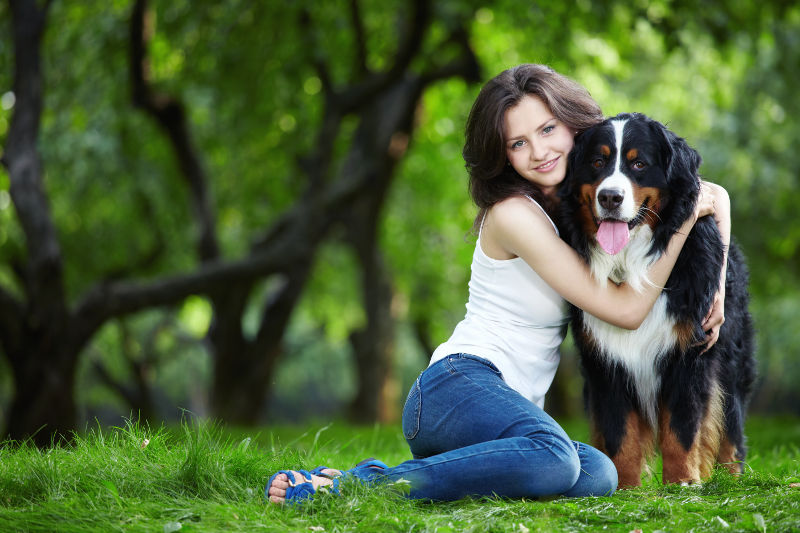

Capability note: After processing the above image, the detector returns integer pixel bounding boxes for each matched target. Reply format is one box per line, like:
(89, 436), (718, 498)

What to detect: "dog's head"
(560, 113), (701, 257)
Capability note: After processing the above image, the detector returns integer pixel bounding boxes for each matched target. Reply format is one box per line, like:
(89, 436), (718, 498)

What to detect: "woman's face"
(503, 95), (575, 197)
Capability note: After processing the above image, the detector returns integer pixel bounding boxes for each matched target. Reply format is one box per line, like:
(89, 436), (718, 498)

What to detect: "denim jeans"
(349, 353), (617, 501)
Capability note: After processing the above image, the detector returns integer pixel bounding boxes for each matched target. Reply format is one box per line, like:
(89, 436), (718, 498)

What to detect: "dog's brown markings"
(658, 408), (696, 483)
(672, 320), (696, 352)
(645, 197), (663, 230)
(578, 183), (599, 234)
(658, 383), (724, 484)
(631, 185), (664, 230)
(695, 382), (725, 479)
(600, 144), (611, 157)
(606, 410), (654, 488)
(717, 436), (743, 475)
(626, 148), (638, 160)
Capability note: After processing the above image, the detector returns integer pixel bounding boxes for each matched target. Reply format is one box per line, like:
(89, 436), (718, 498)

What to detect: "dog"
(558, 112), (756, 487)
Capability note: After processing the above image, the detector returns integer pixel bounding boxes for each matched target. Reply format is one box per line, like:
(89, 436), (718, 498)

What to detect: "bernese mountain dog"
(559, 113), (756, 487)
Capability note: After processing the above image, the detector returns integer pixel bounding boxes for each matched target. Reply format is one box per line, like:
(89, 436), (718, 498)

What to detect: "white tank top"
(429, 197), (569, 408)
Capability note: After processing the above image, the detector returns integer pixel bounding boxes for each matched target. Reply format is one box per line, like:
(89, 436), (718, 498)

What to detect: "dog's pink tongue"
(596, 221), (630, 255)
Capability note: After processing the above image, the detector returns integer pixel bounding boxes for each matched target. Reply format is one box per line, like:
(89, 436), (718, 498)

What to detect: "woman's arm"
(699, 181), (730, 351)
(485, 186), (715, 330)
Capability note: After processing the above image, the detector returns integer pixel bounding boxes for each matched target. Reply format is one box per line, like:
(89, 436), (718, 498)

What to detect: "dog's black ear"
(655, 119), (702, 187)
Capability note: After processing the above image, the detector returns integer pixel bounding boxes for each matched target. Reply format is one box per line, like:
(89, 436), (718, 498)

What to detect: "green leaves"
(2, 0), (799, 426)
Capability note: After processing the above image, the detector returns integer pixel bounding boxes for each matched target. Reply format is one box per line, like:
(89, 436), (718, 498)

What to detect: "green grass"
(0, 416), (798, 532)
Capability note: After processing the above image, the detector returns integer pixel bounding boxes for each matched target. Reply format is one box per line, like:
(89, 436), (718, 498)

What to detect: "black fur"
(559, 113), (756, 484)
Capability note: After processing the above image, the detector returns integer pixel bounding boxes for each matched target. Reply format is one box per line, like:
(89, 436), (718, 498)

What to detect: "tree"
(0, 0), (479, 443)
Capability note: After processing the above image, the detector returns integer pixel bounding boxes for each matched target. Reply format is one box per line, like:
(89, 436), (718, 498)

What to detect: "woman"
(267, 64), (729, 503)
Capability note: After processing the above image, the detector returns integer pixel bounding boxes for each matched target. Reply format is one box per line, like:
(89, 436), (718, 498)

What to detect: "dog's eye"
(592, 158), (605, 169)
(631, 160), (646, 170)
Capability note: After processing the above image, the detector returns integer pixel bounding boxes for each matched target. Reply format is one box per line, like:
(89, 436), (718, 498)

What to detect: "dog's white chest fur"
(582, 226), (678, 425)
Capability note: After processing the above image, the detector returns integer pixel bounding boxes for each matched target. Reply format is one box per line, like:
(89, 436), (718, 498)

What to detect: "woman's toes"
(267, 473), (289, 503)
(271, 473), (289, 489)
(267, 469), (342, 504)
(268, 483), (287, 497)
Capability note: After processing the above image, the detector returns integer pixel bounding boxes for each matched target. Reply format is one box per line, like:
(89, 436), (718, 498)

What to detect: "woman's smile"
(534, 156), (560, 172)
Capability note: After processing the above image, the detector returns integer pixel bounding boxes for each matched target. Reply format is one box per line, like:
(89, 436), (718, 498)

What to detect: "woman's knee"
(555, 442), (582, 492)
(531, 434), (582, 494)
(548, 431), (581, 466)
(592, 452), (618, 495)
(563, 443), (618, 497)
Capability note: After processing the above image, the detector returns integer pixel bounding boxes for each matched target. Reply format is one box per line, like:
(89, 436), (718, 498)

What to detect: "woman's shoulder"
(489, 195), (555, 230)
(482, 196), (559, 260)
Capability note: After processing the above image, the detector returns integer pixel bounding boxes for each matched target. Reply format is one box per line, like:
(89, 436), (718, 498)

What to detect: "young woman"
(267, 64), (730, 503)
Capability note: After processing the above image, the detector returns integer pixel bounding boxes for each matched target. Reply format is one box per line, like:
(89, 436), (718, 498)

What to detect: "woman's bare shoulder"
(490, 196), (554, 231)
(482, 196), (559, 260)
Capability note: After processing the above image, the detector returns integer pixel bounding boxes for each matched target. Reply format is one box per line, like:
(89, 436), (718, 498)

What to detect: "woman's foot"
(266, 468), (342, 504)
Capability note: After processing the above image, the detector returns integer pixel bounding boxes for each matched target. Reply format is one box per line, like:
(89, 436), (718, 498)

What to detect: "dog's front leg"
(583, 364), (654, 488)
(597, 409), (654, 488)
(658, 378), (724, 484)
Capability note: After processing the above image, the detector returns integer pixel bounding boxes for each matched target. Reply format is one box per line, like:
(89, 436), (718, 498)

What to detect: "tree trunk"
(342, 82), (417, 422)
(348, 245), (396, 422)
(5, 333), (78, 446)
(7, 361), (77, 446)
(209, 262), (314, 424)
(333, 25), (481, 424)
(1, 0), (77, 444)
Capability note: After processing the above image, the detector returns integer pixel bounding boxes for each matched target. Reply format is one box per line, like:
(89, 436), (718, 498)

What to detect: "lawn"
(0, 416), (798, 532)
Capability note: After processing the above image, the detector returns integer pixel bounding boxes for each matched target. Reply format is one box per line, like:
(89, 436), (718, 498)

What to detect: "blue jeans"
(349, 353), (617, 500)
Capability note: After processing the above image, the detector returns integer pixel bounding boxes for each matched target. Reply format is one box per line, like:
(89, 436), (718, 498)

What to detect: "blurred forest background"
(1, 0), (798, 445)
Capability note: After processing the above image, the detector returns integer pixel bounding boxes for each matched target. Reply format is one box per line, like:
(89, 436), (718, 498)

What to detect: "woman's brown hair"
(463, 64), (603, 226)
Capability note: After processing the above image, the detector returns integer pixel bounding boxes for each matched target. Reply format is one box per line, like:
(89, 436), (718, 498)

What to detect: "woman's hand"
(700, 287), (725, 353)
(694, 181), (717, 220)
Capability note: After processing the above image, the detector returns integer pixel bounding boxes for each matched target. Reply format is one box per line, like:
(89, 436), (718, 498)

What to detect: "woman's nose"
(530, 141), (548, 161)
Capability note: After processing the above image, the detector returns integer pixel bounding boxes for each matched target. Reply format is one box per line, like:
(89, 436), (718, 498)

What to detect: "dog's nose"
(598, 188), (625, 210)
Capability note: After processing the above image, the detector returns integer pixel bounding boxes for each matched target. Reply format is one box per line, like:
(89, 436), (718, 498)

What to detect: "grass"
(0, 416), (798, 532)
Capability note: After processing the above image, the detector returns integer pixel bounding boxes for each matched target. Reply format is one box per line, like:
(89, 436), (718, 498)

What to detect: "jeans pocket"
(401, 377), (422, 440)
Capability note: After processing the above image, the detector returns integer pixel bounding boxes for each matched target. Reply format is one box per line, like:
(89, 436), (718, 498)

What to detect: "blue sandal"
(265, 466), (341, 504)
(265, 459), (387, 505)
(346, 458), (388, 480)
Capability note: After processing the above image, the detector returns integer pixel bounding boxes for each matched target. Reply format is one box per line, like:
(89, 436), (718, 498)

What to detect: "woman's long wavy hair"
(463, 64), (603, 229)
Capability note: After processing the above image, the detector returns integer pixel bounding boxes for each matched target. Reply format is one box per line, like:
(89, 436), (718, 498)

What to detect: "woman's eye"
(632, 160), (646, 170)
(592, 158), (605, 169)
(511, 140), (525, 149)
(543, 125), (555, 134)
